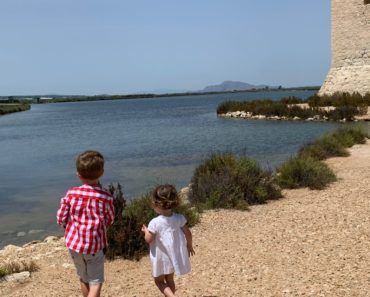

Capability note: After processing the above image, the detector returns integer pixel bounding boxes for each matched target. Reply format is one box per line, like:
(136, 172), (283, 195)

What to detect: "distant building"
(319, 0), (370, 95)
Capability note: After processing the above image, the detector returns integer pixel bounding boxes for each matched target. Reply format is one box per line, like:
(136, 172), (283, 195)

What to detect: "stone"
(179, 186), (191, 205)
(62, 263), (75, 269)
(44, 236), (60, 243)
(23, 240), (42, 248)
(16, 232), (26, 237)
(28, 229), (44, 234)
(3, 244), (22, 252)
(4, 271), (30, 283)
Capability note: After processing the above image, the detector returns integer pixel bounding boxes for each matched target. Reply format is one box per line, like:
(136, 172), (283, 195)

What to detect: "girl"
(142, 184), (195, 297)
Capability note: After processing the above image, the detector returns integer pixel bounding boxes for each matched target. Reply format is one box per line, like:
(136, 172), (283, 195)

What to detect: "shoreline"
(1, 140), (370, 296)
(218, 106), (370, 122)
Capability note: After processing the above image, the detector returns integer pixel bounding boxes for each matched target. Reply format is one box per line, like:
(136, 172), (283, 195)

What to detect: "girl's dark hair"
(152, 184), (180, 210)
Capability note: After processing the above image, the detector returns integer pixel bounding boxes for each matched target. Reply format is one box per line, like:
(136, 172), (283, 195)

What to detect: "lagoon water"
(0, 90), (346, 247)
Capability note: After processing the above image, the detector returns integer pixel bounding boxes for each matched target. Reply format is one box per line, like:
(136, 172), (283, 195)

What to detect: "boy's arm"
(181, 224), (195, 256)
(56, 194), (70, 228)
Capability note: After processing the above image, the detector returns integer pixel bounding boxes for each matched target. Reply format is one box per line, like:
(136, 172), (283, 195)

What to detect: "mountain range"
(201, 81), (277, 92)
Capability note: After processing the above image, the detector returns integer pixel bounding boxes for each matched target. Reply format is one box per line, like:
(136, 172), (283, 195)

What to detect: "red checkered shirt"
(57, 184), (115, 254)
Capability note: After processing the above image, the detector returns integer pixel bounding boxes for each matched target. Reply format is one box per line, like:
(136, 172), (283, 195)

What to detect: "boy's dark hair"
(152, 184), (180, 210)
(76, 150), (104, 180)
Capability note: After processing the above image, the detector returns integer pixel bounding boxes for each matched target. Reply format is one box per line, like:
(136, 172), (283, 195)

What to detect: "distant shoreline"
(0, 103), (31, 115)
(0, 87), (320, 105)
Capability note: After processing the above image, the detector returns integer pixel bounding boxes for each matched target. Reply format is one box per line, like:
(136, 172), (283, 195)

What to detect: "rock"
(179, 186), (191, 205)
(3, 244), (22, 252)
(62, 263), (75, 269)
(293, 116), (301, 120)
(28, 229), (44, 234)
(23, 240), (42, 248)
(17, 232), (26, 237)
(44, 236), (59, 243)
(4, 271), (30, 283)
(306, 117), (314, 121)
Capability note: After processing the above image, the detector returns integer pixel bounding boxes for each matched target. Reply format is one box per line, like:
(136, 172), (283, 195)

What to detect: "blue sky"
(0, 0), (330, 95)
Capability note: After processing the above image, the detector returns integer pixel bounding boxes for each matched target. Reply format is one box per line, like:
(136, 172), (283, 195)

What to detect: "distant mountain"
(201, 81), (275, 92)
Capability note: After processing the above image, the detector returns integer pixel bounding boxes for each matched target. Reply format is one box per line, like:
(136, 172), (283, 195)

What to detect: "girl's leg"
(154, 275), (178, 297)
(164, 273), (176, 293)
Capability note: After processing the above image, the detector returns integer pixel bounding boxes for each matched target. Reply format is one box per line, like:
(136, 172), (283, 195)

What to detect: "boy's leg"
(80, 281), (89, 297)
(164, 273), (176, 293)
(86, 284), (102, 297)
(85, 250), (105, 297)
(69, 250), (89, 296)
(154, 275), (178, 297)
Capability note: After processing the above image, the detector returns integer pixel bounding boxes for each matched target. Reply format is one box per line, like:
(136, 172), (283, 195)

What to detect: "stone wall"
(319, 0), (370, 95)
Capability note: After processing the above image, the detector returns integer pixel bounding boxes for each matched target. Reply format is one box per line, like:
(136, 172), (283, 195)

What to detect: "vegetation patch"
(278, 126), (368, 189)
(0, 103), (31, 115)
(0, 260), (39, 278)
(217, 92), (370, 121)
(277, 156), (337, 190)
(189, 153), (282, 211)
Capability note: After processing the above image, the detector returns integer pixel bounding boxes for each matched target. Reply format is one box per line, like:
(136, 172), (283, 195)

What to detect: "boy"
(57, 150), (115, 297)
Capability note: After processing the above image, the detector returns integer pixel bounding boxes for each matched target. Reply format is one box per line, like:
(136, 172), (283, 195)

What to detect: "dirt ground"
(1, 141), (370, 297)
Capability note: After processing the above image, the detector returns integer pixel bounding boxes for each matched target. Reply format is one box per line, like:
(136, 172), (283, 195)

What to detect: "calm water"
(0, 90), (353, 247)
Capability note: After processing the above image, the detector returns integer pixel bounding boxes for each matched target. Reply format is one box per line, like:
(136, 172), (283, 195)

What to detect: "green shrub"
(298, 134), (349, 160)
(277, 156), (336, 190)
(189, 153), (282, 210)
(106, 184), (199, 260)
(332, 126), (369, 147)
(325, 106), (360, 121)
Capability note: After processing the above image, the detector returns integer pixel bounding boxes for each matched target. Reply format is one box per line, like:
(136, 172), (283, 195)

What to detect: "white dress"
(147, 213), (191, 277)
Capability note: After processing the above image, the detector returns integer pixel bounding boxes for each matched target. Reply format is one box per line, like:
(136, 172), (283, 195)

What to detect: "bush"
(189, 153), (282, 210)
(0, 260), (39, 278)
(277, 156), (337, 190)
(106, 184), (199, 260)
(298, 134), (349, 160)
(325, 106), (360, 121)
(332, 126), (369, 147)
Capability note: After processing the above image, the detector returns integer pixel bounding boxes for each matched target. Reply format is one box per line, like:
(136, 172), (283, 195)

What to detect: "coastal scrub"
(189, 153), (282, 210)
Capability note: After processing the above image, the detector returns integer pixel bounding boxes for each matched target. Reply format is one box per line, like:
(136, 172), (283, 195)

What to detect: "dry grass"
(0, 260), (39, 278)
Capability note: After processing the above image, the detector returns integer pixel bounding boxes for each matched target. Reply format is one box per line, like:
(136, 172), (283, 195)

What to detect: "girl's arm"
(141, 224), (155, 244)
(181, 225), (195, 256)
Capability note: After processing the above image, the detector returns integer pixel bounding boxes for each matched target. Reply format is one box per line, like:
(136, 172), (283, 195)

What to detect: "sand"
(1, 141), (370, 297)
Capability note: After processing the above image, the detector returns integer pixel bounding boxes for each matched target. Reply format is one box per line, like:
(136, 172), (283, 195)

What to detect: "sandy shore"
(1, 141), (370, 296)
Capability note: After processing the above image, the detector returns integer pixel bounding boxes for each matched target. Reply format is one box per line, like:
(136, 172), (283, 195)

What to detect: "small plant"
(189, 153), (281, 210)
(277, 156), (337, 190)
(0, 260), (39, 278)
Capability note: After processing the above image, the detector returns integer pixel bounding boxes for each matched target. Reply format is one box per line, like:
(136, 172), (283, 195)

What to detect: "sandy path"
(1, 141), (370, 296)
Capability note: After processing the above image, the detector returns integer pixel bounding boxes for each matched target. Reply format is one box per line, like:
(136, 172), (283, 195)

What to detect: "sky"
(0, 0), (331, 95)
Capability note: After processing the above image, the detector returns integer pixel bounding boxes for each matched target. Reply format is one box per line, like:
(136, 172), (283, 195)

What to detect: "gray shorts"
(69, 249), (105, 285)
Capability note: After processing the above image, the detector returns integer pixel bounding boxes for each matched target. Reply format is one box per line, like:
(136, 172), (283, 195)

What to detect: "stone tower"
(319, 0), (370, 95)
